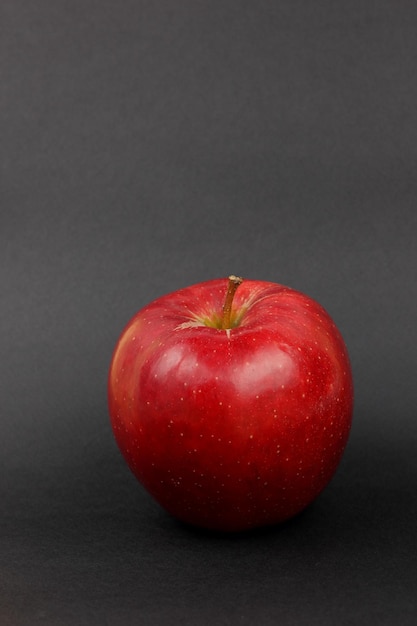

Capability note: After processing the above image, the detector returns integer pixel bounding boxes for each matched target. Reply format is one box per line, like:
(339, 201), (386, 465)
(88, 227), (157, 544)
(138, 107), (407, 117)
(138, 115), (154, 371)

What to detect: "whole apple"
(108, 276), (353, 532)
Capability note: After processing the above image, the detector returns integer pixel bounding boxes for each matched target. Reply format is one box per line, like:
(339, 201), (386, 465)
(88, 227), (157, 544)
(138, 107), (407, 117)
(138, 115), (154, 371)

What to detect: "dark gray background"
(1, 1), (416, 624)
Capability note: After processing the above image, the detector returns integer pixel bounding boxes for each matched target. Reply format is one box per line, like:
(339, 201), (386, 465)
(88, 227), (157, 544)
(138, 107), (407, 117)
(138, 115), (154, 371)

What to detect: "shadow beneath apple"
(169, 504), (314, 542)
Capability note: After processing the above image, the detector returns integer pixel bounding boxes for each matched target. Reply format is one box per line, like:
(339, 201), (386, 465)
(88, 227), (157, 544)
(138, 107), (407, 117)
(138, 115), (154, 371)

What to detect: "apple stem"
(221, 275), (243, 330)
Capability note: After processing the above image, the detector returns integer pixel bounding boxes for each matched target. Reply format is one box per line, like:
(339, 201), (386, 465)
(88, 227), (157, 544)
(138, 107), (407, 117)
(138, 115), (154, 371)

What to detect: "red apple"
(108, 276), (353, 532)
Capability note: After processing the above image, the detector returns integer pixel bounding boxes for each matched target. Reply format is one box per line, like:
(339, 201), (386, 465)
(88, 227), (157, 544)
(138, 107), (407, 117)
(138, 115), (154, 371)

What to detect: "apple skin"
(108, 278), (353, 532)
